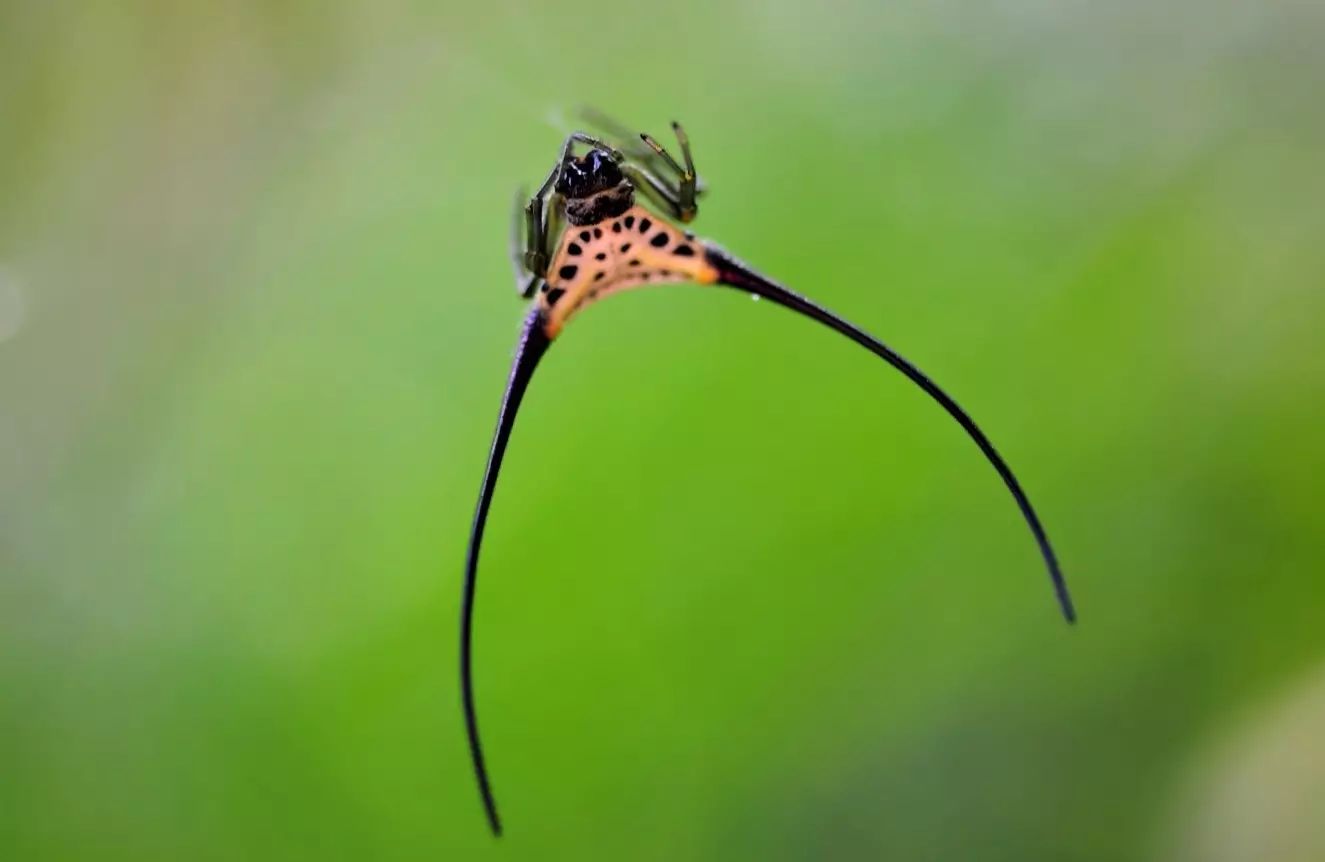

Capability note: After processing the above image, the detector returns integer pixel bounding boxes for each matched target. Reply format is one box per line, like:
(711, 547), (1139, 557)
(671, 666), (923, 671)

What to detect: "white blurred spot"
(543, 106), (573, 138)
(0, 268), (26, 344)
(1158, 659), (1325, 862)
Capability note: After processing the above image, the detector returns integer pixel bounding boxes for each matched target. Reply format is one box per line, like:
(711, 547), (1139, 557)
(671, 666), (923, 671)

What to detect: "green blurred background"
(3, 2), (1324, 860)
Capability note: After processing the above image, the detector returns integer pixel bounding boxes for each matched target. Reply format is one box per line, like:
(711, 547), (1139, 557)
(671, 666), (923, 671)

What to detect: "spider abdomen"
(539, 205), (716, 335)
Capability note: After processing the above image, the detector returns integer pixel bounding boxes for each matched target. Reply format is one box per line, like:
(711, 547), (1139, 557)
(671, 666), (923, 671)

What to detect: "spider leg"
(521, 150), (560, 280)
(509, 187), (542, 298)
(519, 187), (564, 299)
(639, 124), (699, 222)
(521, 135), (583, 286)
(579, 106), (676, 174)
(542, 192), (564, 265)
(620, 163), (690, 223)
(639, 131), (686, 179)
(671, 121), (699, 214)
(567, 131), (624, 162)
(625, 154), (699, 223)
(580, 108), (708, 198)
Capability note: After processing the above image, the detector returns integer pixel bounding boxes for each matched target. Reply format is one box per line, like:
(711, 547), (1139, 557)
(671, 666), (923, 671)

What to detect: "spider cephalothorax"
(554, 147), (633, 226)
(462, 113), (1078, 837)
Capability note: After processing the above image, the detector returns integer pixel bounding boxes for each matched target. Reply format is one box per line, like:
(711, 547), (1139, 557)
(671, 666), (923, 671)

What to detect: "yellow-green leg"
(639, 122), (698, 221)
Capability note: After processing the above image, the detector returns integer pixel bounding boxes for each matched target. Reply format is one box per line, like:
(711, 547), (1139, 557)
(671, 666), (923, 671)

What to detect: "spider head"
(556, 148), (624, 199)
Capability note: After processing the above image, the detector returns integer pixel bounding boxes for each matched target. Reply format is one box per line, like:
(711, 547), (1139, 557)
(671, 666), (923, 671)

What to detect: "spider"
(462, 114), (1077, 836)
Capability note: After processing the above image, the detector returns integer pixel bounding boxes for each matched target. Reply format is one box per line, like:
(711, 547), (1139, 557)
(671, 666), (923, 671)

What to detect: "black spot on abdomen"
(673, 244), (695, 257)
(558, 264), (578, 280)
(650, 233), (669, 248)
(568, 242), (583, 256)
(638, 218), (652, 233)
(546, 287), (566, 305)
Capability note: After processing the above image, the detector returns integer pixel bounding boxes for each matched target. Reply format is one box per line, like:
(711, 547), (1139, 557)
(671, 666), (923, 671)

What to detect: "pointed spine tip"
(1059, 593), (1078, 625)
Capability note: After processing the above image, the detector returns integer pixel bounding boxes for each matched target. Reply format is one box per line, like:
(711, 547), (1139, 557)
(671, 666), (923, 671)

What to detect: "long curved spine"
(461, 307), (552, 837)
(703, 244), (1076, 623)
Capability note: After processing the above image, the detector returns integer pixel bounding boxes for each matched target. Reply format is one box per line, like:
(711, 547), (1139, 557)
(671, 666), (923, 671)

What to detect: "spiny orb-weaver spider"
(462, 113), (1077, 836)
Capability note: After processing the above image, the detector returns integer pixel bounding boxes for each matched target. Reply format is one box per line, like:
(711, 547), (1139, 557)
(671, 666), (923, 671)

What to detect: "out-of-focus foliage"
(2, 2), (1324, 860)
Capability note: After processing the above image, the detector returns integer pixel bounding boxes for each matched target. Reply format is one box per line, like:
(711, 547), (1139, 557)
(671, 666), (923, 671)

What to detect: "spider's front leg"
(512, 143), (566, 298)
(508, 188), (540, 298)
(624, 122), (701, 223)
(581, 108), (709, 198)
(579, 107), (677, 179)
